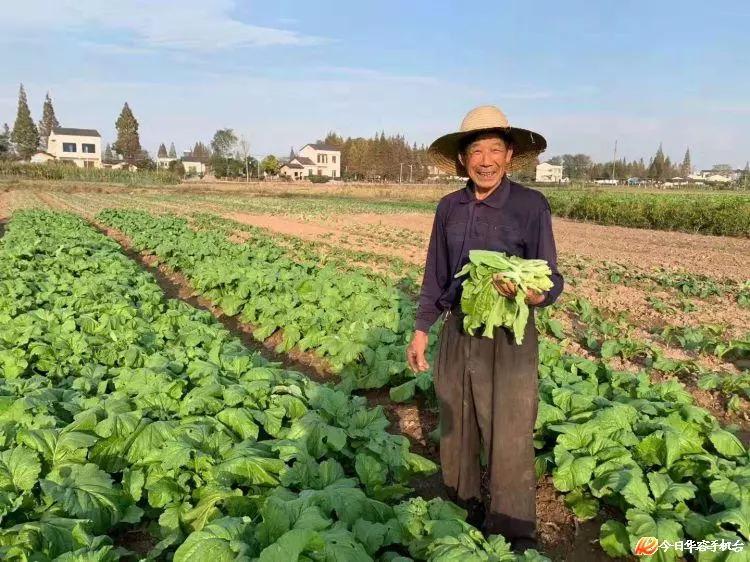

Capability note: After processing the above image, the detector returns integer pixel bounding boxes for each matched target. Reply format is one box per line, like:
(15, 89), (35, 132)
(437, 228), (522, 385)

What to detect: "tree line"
(546, 145), (694, 182)
(314, 132), (433, 182)
(4, 83), (747, 186)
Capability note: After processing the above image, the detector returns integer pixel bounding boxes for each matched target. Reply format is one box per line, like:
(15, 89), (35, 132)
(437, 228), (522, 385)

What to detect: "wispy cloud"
(78, 41), (155, 56)
(4, 0), (328, 51)
(314, 66), (438, 85)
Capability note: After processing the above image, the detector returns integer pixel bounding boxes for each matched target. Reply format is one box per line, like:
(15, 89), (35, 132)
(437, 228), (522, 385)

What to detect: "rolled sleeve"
(415, 203), (449, 331)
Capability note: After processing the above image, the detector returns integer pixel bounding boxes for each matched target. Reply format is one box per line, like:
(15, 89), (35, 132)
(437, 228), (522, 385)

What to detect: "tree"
(742, 162), (750, 188)
(210, 129), (238, 178)
(168, 142), (177, 158)
(168, 159), (185, 178)
(555, 154), (592, 180)
(323, 131), (344, 149)
(0, 123), (11, 158)
(261, 155), (280, 176)
(157, 143), (168, 158)
(211, 129), (238, 158)
(237, 135), (250, 181)
(10, 84), (39, 159)
(680, 148), (692, 177)
(113, 102), (141, 162)
(103, 143), (114, 162)
(647, 143), (666, 181)
(191, 142), (211, 161)
(37, 92), (60, 149)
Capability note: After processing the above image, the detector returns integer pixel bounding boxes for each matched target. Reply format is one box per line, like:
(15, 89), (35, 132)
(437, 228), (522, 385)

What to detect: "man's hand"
(406, 330), (430, 372)
(492, 274), (545, 306)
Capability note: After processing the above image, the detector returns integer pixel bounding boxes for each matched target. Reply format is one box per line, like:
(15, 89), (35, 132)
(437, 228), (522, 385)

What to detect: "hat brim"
(428, 126), (547, 176)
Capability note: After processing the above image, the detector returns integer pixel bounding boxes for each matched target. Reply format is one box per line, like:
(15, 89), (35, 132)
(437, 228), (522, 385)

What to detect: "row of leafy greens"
(0, 211), (546, 561)
(95, 209), (750, 561)
(96, 209), (438, 401)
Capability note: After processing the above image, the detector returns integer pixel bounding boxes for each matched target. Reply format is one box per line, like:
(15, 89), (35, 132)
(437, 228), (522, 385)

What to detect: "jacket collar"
(458, 175), (511, 209)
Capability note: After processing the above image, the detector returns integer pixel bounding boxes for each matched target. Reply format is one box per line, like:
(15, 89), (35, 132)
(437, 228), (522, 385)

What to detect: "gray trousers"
(434, 309), (539, 540)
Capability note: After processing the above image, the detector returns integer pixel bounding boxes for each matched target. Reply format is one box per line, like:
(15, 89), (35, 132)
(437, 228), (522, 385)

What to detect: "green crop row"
(544, 190), (750, 237)
(0, 161), (180, 185)
(97, 209), (440, 400)
(0, 210), (551, 561)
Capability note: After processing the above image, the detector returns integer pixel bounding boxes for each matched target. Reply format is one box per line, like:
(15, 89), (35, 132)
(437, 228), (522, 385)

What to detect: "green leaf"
(709, 429), (747, 458)
(40, 464), (129, 533)
(564, 489), (599, 520)
(213, 450), (285, 487)
(626, 509), (684, 562)
(18, 428), (98, 468)
(599, 520), (630, 558)
(173, 517), (254, 562)
(552, 451), (596, 492)
(258, 528), (323, 562)
(0, 446), (41, 492)
(713, 500), (750, 540)
(217, 408), (260, 441)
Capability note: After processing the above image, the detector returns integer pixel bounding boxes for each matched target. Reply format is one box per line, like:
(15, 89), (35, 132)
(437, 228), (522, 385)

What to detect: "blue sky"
(2, 0), (749, 169)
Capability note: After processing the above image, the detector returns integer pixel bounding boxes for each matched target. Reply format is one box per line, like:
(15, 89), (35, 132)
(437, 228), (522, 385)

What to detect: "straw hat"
(428, 105), (546, 176)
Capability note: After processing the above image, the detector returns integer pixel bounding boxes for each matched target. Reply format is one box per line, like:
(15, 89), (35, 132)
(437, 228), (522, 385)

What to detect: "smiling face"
(459, 132), (513, 192)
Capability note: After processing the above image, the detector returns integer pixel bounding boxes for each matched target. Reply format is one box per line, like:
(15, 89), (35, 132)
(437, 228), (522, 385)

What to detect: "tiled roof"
(52, 127), (101, 137)
(303, 143), (338, 151)
(283, 162), (304, 169)
(293, 156), (315, 165)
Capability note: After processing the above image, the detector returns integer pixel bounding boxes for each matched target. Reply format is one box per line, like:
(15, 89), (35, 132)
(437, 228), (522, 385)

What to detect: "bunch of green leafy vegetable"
(0, 211), (554, 561)
(455, 250), (553, 344)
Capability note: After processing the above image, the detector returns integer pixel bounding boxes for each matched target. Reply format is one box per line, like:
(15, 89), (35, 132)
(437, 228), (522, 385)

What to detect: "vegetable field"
(0, 182), (749, 561)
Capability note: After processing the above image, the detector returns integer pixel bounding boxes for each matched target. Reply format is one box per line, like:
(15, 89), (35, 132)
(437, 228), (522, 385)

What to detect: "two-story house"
(45, 128), (102, 168)
(279, 143), (341, 179)
(535, 162), (564, 183)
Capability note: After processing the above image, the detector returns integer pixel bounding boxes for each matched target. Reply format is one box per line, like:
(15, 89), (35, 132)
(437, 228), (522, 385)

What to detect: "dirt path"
(225, 211), (750, 281)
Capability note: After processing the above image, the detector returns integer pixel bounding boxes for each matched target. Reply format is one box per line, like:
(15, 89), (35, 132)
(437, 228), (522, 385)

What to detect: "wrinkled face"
(460, 133), (513, 190)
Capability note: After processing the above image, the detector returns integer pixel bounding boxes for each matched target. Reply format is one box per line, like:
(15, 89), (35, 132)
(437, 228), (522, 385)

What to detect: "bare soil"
(224, 209), (750, 281)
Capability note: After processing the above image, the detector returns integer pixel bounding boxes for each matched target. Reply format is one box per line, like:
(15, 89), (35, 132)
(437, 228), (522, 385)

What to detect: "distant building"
(102, 161), (138, 171)
(182, 159), (207, 176)
(157, 156), (177, 169)
(44, 127), (102, 168)
(279, 159), (306, 180)
(426, 164), (449, 178)
(30, 151), (56, 164)
(280, 143), (341, 180)
(535, 162), (564, 183)
(697, 165), (741, 181)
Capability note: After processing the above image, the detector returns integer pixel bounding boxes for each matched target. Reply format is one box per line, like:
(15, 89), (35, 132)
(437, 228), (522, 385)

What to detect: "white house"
(46, 127), (102, 168)
(280, 143), (341, 180)
(157, 156), (177, 169)
(30, 151), (56, 164)
(102, 161), (138, 172)
(182, 159), (207, 176)
(279, 159), (306, 180)
(535, 162), (563, 183)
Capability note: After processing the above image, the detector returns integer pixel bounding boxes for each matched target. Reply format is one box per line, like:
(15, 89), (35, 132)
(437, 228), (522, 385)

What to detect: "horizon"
(2, 1), (749, 169)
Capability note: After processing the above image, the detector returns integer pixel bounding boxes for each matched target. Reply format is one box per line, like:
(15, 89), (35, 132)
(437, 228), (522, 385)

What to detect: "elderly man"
(406, 106), (563, 552)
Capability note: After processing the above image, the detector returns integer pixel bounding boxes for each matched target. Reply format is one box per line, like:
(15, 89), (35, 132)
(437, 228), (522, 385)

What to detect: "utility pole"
(409, 164), (413, 183)
(399, 163), (403, 183)
(612, 139), (618, 182)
